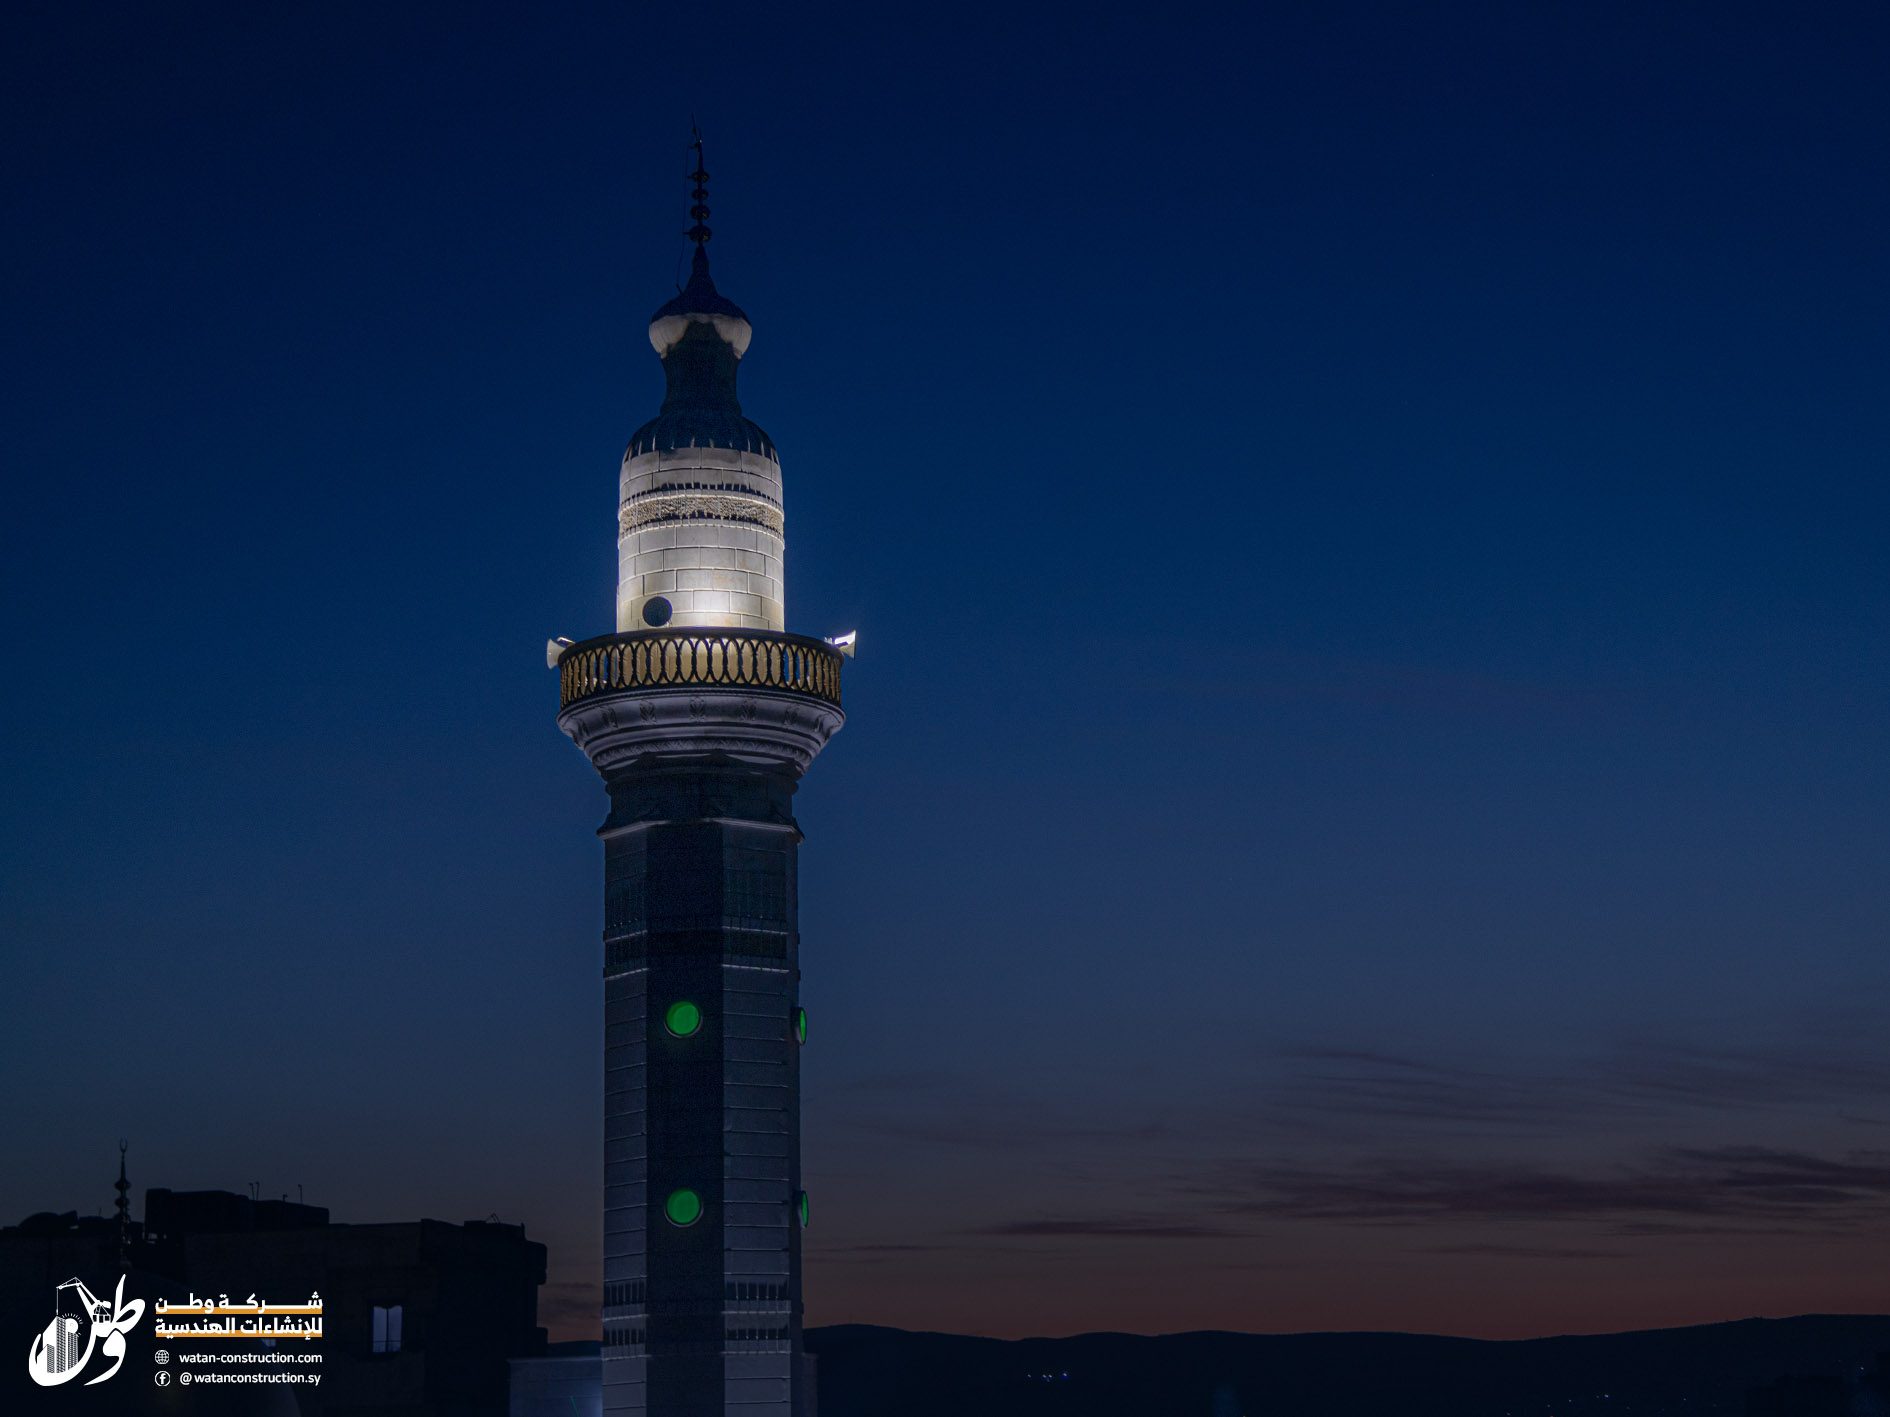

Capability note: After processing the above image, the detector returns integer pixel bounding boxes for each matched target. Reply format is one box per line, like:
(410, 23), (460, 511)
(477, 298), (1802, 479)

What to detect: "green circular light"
(664, 1000), (702, 1038)
(664, 1188), (703, 1227)
(796, 1191), (809, 1229)
(793, 1007), (807, 1046)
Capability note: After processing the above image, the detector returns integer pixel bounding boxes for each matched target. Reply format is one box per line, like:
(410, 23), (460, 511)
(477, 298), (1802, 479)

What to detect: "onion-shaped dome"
(629, 245), (774, 459)
(649, 247), (752, 359)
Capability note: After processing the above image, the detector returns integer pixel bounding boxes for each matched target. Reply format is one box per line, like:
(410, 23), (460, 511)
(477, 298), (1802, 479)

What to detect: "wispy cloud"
(1275, 1046), (1624, 1132)
(806, 1242), (963, 1263)
(1608, 1040), (1890, 1111)
(970, 1216), (1237, 1240)
(1214, 1145), (1890, 1232)
(1418, 1242), (1627, 1260)
(840, 1114), (1179, 1150)
(817, 1005), (1890, 1267)
(1271, 1013), (1890, 1141)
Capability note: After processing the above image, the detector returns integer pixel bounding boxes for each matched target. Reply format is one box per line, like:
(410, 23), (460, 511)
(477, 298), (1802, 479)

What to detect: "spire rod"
(686, 124), (711, 252)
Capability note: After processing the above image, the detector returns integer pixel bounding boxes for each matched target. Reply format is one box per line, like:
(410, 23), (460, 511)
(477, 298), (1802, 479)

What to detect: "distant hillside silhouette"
(805, 1314), (1890, 1417)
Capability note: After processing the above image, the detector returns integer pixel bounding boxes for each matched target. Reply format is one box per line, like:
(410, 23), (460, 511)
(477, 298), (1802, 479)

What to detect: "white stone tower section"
(617, 281), (785, 633)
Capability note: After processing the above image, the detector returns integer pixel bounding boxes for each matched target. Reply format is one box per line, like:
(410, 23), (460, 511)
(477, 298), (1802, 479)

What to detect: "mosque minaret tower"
(554, 137), (845, 1416)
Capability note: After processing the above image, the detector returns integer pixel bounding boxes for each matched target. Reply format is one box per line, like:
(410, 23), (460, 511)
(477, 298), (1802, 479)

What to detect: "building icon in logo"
(42, 1312), (83, 1377)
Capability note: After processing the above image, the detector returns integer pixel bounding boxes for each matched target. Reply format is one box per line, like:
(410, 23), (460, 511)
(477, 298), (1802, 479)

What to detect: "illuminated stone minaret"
(555, 136), (844, 1417)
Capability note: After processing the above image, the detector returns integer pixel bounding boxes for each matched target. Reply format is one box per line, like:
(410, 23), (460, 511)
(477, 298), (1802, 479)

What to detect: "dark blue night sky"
(4, 1), (1888, 1341)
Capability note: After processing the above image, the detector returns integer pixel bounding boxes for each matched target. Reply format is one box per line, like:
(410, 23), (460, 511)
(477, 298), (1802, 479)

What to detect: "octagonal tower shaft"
(561, 655), (841, 1417)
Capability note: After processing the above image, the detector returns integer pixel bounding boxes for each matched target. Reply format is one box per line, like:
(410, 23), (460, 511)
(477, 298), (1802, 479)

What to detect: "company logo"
(26, 1275), (144, 1387)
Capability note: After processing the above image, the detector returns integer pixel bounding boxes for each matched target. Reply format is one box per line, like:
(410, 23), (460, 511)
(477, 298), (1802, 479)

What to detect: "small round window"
(665, 1188), (703, 1227)
(664, 1000), (702, 1038)
(642, 596), (673, 627)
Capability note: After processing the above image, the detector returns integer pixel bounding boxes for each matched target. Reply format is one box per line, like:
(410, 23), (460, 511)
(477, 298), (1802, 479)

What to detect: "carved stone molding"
(558, 684), (843, 779)
(619, 491), (785, 538)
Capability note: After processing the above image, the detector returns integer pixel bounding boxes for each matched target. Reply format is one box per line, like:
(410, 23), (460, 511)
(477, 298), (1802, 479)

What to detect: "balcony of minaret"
(555, 629), (845, 779)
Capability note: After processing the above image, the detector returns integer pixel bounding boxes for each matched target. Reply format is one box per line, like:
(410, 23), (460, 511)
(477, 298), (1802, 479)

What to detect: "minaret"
(114, 1140), (130, 1268)
(556, 136), (843, 1417)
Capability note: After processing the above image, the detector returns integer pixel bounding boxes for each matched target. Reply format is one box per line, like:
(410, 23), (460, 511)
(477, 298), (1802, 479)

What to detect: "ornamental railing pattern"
(558, 630), (842, 710)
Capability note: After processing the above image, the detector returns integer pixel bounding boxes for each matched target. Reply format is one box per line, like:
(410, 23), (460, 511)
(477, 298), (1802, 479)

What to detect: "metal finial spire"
(686, 125), (711, 251)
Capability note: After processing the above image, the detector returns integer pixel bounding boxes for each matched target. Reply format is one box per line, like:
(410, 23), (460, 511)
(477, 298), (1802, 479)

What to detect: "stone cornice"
(558, 684), (843, 779)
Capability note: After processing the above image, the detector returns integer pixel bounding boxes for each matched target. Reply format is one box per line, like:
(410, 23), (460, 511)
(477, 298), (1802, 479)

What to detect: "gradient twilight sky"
(4, 0), (1889, 1343)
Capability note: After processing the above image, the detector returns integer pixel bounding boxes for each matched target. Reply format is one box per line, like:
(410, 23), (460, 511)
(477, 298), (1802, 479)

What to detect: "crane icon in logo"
(27, 1274), (144, 1387)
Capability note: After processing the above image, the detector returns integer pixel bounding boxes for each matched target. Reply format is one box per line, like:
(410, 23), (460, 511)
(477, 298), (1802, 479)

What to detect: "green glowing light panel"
(664, 1188), (703, 1227)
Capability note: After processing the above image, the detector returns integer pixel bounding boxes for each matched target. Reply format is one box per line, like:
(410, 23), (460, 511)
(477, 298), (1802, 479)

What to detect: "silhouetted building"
(548, 136), (844, 1416)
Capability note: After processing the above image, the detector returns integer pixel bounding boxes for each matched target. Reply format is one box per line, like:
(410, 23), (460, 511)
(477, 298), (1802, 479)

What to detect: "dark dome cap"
(649, 247), (752, 358)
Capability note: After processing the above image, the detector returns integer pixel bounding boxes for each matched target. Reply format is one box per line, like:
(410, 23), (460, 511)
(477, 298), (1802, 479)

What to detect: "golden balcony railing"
(557, 630), (843, 711)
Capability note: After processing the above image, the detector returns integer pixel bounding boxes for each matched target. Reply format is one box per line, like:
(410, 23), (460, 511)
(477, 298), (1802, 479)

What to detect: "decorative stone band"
(618, 491), (785, 538)
(557, 630), (842, 711)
